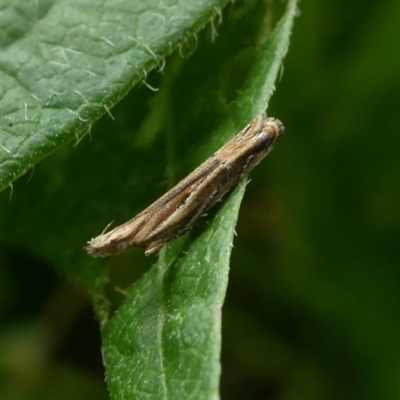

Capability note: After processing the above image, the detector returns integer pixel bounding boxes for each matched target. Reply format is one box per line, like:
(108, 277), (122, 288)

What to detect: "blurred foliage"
(221, 1), (400, 399)
(1, 0), (400, 399)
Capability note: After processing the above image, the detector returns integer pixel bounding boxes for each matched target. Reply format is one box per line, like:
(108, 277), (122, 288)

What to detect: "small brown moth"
(86, 113), (284, 257)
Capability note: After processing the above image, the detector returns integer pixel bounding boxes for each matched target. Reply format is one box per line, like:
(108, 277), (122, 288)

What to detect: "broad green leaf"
(101, 2), (297, 399)
(0, 0), (230, 192)
(103, 180), (247, 400)
(0, 0), (297, 399)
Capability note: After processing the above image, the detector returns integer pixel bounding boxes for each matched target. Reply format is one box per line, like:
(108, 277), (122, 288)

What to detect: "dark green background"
(223, 1), (400, 399)
(1, 1), (399, 399)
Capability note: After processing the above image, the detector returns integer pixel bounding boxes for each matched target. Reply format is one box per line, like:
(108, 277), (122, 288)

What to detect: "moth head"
(257, 116), (284, 143)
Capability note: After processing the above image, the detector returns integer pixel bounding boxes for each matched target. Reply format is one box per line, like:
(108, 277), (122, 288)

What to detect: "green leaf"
(103, 180), (247, 400)
(101, 2), (297, 399)
(0, 0), (297, 398)
(0, 0), (231, 192)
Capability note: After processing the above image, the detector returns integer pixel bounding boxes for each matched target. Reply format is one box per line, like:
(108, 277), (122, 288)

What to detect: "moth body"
(86, 114), (284, 257)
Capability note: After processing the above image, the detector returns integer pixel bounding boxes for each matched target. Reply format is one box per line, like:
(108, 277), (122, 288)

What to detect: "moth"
(86, 113), (284, 257)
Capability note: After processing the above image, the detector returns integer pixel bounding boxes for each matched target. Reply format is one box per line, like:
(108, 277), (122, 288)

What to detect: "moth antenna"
(101, 220), (114, 235)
